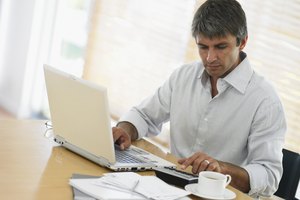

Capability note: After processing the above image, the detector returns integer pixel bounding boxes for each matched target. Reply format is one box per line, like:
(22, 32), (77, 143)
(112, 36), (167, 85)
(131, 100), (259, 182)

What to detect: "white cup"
(197, 171), (231, 198)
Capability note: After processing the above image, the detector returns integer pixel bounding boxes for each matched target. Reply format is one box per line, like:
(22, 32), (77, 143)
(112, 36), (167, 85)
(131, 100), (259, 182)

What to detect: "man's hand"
(178, 151), (221, 174)
(112, 127), (131, 150)
(112, 121), (138, 150)
(178, 151), (250, 193)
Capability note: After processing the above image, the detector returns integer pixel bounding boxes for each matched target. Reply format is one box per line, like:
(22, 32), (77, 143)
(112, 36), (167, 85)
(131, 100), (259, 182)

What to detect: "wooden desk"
(0, 120), (252, 199)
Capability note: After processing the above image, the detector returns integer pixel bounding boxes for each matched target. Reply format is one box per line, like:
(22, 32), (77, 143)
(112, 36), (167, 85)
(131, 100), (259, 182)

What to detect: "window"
(48, 0), (92, 76)
(41, 0), (93, 118)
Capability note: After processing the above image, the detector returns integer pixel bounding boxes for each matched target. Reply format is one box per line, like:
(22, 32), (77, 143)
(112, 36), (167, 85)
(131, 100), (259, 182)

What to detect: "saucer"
(185, 183), (236, 200)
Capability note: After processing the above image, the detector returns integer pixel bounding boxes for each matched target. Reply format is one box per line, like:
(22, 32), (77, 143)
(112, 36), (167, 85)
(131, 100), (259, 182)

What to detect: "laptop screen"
(44, 65), (116, 163)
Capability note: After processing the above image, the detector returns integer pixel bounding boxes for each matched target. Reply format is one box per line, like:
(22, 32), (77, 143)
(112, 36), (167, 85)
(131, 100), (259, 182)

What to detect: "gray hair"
(192, 0), (248, 45)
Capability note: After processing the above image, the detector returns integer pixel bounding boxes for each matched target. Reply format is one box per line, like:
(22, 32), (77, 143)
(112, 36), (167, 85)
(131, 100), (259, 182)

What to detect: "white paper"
(70, 172), (191, 200)
(70, 178), (145, 199)
(134, 176), (191, 200)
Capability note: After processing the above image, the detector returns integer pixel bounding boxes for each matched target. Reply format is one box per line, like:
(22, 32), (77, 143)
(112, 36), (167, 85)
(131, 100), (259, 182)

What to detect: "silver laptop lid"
(44, 64), (116, 163)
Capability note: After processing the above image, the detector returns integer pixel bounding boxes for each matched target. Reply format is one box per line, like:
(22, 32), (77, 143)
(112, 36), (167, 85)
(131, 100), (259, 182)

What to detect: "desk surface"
(0, 120), (252, 199)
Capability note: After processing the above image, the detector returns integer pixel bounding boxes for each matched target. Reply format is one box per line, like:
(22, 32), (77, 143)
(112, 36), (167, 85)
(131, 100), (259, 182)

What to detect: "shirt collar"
(223, 52), (253, 94)
(197, 68), (208, 86)
(197, 52), (254, 94)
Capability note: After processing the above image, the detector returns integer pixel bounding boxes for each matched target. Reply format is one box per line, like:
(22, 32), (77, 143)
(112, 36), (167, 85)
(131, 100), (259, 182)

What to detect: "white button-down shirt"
(119, 53), (286, 197)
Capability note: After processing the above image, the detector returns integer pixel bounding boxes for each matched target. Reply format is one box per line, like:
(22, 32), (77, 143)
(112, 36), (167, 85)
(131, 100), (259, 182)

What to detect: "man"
(112, 0), (286, 198)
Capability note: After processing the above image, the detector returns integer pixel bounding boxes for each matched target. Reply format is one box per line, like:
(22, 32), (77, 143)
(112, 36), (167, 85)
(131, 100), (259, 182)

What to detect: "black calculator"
(154, 167), (198, 188)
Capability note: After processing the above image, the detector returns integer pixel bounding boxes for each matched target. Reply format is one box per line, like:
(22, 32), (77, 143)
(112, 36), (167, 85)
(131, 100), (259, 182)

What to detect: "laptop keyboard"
(115, 149), (147, 163)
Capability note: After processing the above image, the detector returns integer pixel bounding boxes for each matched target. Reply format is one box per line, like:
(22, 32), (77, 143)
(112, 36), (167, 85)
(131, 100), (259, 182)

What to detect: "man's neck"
(210, 77), (219, 98)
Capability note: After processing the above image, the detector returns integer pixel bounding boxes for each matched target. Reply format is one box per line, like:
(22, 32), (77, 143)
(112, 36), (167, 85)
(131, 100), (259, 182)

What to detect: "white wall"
(0, 0), (36, 117)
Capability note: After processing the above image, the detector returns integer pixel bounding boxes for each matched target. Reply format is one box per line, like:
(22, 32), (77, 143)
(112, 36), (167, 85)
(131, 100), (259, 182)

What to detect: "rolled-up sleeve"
(118, 109), (149, 139)
(244, 99), (286, 198)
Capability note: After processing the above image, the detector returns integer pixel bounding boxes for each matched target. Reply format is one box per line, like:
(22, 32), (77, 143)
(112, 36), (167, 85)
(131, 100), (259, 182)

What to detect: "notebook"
(43, 64), (176, 171)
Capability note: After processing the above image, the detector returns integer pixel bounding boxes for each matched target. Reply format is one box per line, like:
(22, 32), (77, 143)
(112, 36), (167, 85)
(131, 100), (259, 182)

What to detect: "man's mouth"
(206, 64), (221, 68)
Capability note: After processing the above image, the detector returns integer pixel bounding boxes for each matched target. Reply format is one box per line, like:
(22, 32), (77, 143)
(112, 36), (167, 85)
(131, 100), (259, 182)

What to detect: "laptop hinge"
(54, 135), (111, 167)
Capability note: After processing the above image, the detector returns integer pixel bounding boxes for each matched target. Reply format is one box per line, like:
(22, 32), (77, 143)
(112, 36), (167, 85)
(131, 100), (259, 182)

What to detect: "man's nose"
(207, 49), (217, 63)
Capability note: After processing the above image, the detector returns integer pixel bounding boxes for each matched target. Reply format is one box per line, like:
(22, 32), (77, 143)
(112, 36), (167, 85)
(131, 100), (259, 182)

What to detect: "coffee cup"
(197, 171), (231, 198)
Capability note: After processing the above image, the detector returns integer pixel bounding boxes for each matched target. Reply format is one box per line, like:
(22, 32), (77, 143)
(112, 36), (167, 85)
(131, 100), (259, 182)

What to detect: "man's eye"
(198, 45), (208, 49)
(217, 45), (227, 49)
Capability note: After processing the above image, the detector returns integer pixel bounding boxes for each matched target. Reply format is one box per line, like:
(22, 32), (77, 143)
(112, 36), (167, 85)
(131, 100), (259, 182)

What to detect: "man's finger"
(180, 154), (200, 169)
(112, 127), (125, 143)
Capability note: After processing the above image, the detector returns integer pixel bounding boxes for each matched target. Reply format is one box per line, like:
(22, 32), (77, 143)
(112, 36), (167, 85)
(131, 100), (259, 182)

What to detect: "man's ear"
(239, 36), (248, 50)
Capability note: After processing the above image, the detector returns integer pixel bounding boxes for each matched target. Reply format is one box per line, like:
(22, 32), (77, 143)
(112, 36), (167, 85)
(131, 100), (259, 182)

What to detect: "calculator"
(154, 167), (198, 188)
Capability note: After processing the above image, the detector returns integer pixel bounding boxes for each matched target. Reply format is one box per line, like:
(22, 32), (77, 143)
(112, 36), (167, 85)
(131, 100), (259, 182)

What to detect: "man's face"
(195, 34), (247, 79)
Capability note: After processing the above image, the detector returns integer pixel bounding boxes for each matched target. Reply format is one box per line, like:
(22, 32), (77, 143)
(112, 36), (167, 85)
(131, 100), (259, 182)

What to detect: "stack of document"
(69, 172), (191, 200)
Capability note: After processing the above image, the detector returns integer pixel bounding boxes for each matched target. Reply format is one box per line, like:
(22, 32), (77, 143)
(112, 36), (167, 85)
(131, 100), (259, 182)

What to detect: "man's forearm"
(116, 121), (138, 141)
(219, 161), (250, 193)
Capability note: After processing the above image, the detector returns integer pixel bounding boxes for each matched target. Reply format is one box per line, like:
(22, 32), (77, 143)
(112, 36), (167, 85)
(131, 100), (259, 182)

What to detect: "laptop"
(43, 64), (176, 171)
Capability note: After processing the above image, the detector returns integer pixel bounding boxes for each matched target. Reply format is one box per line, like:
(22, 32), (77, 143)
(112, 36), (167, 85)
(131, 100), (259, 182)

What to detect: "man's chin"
(206, 69), (222, 77)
